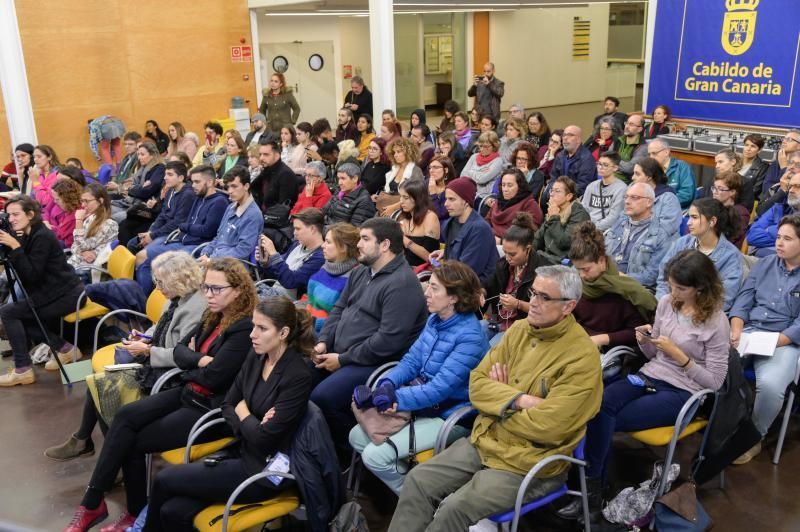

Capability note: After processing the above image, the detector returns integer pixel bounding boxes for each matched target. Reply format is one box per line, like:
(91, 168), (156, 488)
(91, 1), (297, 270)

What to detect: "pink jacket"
(49, 206), (76, 247)
(33, 170), (59, 211)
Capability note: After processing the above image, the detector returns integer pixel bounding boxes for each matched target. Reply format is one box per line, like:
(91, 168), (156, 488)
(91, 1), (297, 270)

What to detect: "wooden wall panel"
(472, 12), (490, 76)
(11, 0), (255, 170)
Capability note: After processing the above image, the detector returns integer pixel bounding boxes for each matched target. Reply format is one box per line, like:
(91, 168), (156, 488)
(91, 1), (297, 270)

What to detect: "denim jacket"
(604, 214), (677, 290)
(202, 197), (264, 260)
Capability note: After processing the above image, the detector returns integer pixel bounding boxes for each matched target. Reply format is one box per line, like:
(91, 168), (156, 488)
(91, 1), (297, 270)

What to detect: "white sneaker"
(30, 343), (50, 364)
(44, 348), (83, 371)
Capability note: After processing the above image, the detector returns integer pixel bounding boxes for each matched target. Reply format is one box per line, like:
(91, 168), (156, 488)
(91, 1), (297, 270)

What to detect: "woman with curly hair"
(64, 258), (257, 532)
(377, 137), (423, 216)
(48, 178), (83, 247)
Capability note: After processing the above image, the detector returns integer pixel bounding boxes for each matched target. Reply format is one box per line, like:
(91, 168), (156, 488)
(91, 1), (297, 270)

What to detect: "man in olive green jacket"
(389, 265), (603, 532)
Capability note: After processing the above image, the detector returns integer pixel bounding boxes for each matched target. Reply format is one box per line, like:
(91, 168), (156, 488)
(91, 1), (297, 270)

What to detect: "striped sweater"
(305, 259), (358, 332)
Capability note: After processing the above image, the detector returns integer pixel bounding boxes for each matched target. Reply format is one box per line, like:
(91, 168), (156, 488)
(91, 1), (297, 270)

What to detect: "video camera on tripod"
(0, 212), (13, 261)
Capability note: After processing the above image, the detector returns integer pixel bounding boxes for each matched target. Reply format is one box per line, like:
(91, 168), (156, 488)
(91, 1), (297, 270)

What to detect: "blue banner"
(646, 0), (800, 128)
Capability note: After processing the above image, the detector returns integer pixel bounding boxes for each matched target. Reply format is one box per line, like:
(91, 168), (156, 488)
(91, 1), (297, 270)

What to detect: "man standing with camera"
(468, 62), (505, 122)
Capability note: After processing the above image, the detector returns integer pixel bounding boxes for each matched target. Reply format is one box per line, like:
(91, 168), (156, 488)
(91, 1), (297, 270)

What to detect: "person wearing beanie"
(429, 177), (498, 283)
(245, 113), (269, 146)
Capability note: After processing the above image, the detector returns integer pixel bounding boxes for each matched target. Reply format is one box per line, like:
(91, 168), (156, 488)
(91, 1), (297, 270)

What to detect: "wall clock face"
(273, 56), (288, 73)
(308, 54), (324, 71)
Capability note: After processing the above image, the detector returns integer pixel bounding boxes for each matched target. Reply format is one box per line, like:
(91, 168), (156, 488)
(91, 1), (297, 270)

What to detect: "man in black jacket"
(251, 137), (299, 212)
(312, 218), (427, 451)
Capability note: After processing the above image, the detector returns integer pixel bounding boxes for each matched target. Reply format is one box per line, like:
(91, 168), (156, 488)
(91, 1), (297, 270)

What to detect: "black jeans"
(86, 386), (231, 516)
(145, 458), (285, 531)
(0, 284), (83, 368)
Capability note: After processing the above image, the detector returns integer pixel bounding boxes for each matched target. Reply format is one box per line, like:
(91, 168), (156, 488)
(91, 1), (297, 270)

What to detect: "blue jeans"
(135, 236), (196, 294)
(309, 362), (380, 451)
(746, 343), (800, 436)
(585, 375), (691, 479)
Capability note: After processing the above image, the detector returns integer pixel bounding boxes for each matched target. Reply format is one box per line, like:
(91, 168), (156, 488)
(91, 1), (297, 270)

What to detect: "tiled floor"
(2, 353), (800, 531)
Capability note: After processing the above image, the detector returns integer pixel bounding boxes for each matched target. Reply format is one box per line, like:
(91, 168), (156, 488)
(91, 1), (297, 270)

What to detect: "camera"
(0, 212), (12, 260)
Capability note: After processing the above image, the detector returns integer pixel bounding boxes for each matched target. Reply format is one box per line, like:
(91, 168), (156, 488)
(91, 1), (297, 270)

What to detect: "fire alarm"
(240, 37), (246, 44)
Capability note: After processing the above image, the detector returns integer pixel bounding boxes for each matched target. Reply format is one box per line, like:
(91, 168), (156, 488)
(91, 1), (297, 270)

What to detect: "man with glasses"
(647, 138), (696, 208)
(748, 165), (800, 257)
(468, 62), (505, 121)
(593, 95), (628, 132)
(551, 125), (597, 197)
(616, 113), (648, 182)
(760, 129), (800, 199)
(604, 182), (676, 290)
(581, 151), (627, 231)
(389, 265), (602, 532)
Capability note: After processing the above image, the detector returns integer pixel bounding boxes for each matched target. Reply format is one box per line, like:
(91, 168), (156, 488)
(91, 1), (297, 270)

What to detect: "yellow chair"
(61, 246), (137, 361)
(90, 289), (168, 373)
(194, 490), (301, 532)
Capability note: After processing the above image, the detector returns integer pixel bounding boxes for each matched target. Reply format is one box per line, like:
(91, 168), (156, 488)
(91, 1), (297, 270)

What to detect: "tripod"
(2, 258), (73, 386)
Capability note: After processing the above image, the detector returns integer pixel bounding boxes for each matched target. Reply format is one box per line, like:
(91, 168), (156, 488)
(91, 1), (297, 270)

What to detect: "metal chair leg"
(579, 466), (591, 532)
(773, 387), (796, 465)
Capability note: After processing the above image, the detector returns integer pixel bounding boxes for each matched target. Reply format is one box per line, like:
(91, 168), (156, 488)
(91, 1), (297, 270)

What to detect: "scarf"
(151, 298), (179, 347)
(497, 189), (530, 211)
(455, 128), (471, 147)
(581, 258), (657, 320)
(477, 151), (500, 166)
(323, 258), (358, 276)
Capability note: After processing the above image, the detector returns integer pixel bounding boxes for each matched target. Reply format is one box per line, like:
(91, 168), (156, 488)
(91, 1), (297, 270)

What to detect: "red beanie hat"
(446, 177), (477, 206)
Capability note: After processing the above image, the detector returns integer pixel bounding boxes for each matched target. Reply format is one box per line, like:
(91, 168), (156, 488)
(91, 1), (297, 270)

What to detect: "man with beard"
(615, 113), (648, 182)
(748, 170), (800, 257)
(311, 218), (427, 453)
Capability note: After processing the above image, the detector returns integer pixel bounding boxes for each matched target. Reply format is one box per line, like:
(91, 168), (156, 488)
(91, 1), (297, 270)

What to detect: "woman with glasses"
(428, 155), (457, 220)
(482, 212), (545, 345)
(712, 171), (750, 249)
(525, 112), (551, 151)
(291, 161), (332, 214)
(498, 117), (528, 166)
(67, 184), (118, 276)
(508, 142), (545, 202)
(64, 258), (256, 532)
(584, 250), (729, 508)
(532, 176), (590, 264)
(45, 251), (206, 461)
(656, 198), (744, 311)
(537, 128), (563, 184)
(584, 117), (620, 161)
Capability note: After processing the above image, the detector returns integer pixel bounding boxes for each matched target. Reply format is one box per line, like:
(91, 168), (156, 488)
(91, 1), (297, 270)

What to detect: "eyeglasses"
(625, 121), (643, 128)
(789, 184), (800, 191)
(154, 278), (165, 289)
(80, 198), (98, 205)
(202, 284), (232, 296)
(429, 164), (443, 170)
(304, 173), (321, 179)
(789, 161), (800, 168)
(710, 185), (731, 193)
(599, 126), (613, 131)
(624, 194), (648, 201)
(647, 148), (666, 157)
(515, 156), (529, 162)
(596, 162), (614, 169)
(529, 288), (571, 303)
(784, 137), (800, 144)
(551, 188), (567, 195)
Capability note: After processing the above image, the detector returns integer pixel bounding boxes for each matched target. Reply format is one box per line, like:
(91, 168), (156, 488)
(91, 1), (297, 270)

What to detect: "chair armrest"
(222, 471), (297, 532)
(254, 279), (278, 289)
(511, 454), (587, 532)
(238, 259), (261, 281)
(672, 388), (714, 446)
(600, 345), (636, 370)
(151, 368), (184, 395)
(184, 409), (225, 463)
(434, 406), (477, 455)
(77, 265), (111, 276)
(92, 309), (150, 353)
(191, 242), (210, 258)
(367, 361), (400, 390)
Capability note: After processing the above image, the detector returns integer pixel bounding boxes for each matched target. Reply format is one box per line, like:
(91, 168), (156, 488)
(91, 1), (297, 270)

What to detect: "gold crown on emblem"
(725, 0), (759, 11)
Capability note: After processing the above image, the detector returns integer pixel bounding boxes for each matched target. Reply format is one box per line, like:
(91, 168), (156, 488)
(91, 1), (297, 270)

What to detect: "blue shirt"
(203, 197), (264, 260)
(729, 255), (800, 345)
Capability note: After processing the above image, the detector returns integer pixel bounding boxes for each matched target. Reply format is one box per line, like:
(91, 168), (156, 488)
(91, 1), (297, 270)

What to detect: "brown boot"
(44, 434), (95, 461)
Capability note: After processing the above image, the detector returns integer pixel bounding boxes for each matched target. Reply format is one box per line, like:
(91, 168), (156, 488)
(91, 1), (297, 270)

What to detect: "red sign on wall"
(241, 45), (253, 62)
(231, 46), (243, 62)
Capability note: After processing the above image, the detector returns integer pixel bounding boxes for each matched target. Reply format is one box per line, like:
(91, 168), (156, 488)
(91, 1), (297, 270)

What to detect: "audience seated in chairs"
(738, 133), (769, 211)
(389, 265), (602, 531)
(437, 130), (469, 176)
(311, 218), (428, 454)
(631, 157), (682, 238)
(584, 250), (729, 519)
(427, 155), (457, 221)
(290, 161), (332, 215)
(67, 184), (119, 285)
(430, 177), (498, 284)
(729, 215), (800, 465)
(615, 114), (648, 184)
(378, 137), (423, 217)
(63, 258), (256, 532)
(748, 162), (800, 257)
(251, 137), (300, 212)
(498, 117), (527, 166)
(322, 162), (376, 227)
(509, 141), (545, 202)
(196, 166), (264, 269)
(482, 212), (545, 346)
(712, 170), (751, 249)
(551, 125), (596, 196)
(134, 164), (228, 294)
(349, 260), (489, 494)
(44, 251), (206, 460)
(114, 141), (165, 243)
(569, 221), (656, 351)
(532, 175), (590, 264)
(397, 178), (441, 267)
(145, 297), (316, 530)
(581, 151), (628, 232)
(256, 207), (325, 300)
(485, 167), (543, 243)
(305, 223), (360, 332)
(30, 144), (64, 215)
(126, 161), (194, 255)
(47, 176), (82, 248)
(604, 182), (677, 290)
(0, 196), (86, 386)
(216, 134), (248, 184)
(461, 130), (504, 201)
(583, 116), (620, 162)
(647, 138), (697, 209)
(360, 137), (391, 196)
(657, 198), (744, 311)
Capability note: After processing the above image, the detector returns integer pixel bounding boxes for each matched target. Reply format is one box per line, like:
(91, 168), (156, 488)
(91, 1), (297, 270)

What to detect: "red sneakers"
(99, 512), (136, 532)
(63, 500), (108, 532)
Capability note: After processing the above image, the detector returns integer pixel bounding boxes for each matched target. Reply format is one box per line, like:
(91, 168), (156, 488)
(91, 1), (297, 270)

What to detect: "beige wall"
(488, 5), (611, 110)
(9, 0), (255, 171)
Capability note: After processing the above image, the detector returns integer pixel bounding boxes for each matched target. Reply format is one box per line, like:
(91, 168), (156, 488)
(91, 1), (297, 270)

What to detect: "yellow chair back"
(106, 246), (136, 280)
(146, 289), (168, 324)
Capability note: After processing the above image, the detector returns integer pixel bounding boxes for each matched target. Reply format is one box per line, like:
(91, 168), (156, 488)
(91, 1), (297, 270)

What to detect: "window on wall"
(608, 2), (647, 61)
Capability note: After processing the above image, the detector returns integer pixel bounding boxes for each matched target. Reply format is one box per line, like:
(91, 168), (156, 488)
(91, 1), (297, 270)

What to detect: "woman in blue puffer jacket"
(349, 260), (489, 494)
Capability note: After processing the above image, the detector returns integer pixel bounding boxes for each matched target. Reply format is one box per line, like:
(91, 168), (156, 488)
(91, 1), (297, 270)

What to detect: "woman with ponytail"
(144, 296), (314, 529)
(569, 221), (657, 349)
(656, 197), (744, 311)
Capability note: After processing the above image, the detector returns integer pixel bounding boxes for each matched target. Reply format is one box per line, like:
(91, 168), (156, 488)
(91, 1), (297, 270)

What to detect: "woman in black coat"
(64, 258), (257, 532)
(145, 296), (315, 530)
(0, 195), (84, 386)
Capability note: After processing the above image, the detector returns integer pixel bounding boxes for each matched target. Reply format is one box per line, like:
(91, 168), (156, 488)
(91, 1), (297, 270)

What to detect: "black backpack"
(329, 501), (369, 532)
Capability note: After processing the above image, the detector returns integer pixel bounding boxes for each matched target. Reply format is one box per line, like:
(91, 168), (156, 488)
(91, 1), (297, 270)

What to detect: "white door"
(260, 41), (336, 127)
